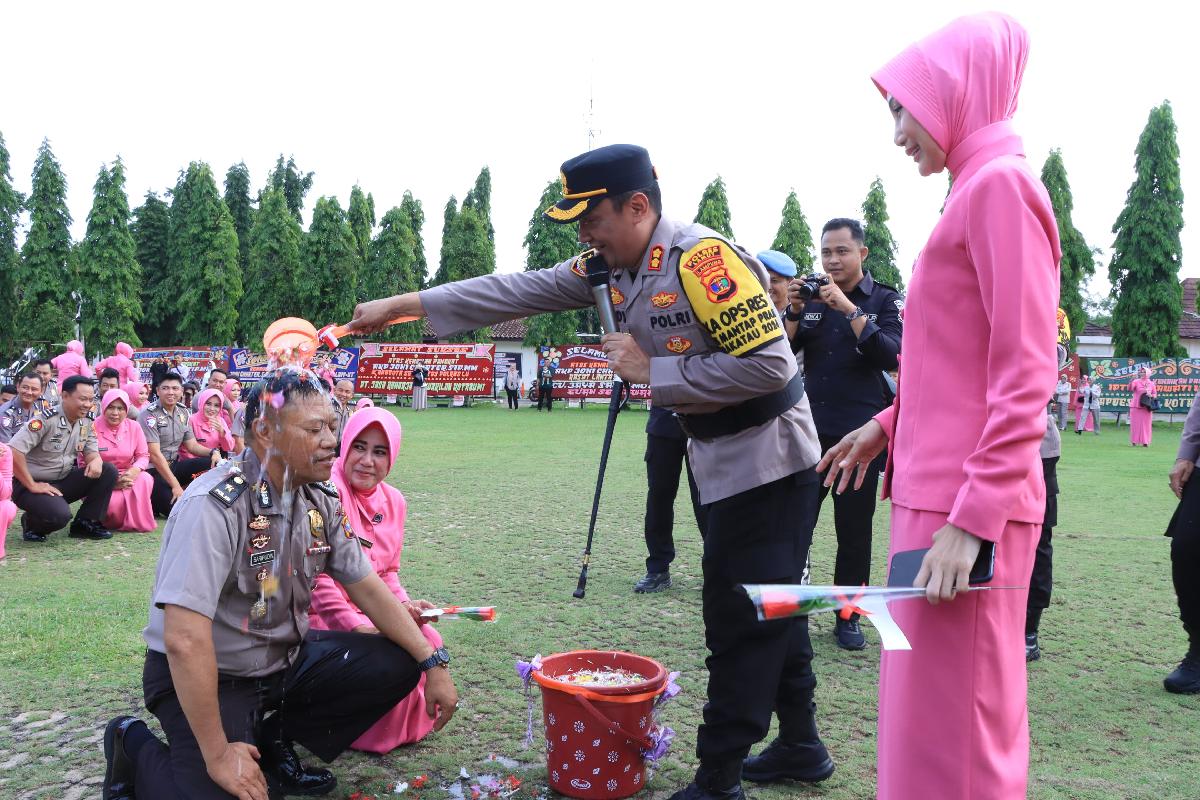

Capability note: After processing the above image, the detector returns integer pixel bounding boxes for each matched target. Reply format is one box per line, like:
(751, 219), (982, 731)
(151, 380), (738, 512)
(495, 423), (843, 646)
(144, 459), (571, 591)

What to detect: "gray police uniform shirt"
(140, 401), (195, 463)
(0, 398), (49, 444)
(1039, 409), (1061, 459)
(421, 216), (820, 504)
(331, 399), (351, 441)
(8, 412), (98, 481)
(1178, 390), (1200, 465)
(231, 406), (247, 439)
(142, 450), (372, 677)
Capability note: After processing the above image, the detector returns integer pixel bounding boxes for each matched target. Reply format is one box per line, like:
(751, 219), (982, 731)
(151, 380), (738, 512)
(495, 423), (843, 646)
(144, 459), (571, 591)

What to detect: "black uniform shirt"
(790, 271), (903, 438)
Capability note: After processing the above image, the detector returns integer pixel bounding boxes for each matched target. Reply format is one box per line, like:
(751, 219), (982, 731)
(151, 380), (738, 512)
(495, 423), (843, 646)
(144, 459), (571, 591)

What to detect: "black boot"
(667, 760), (745, 800)
(743, 701), (834, 784)
(633, 571), (672, 593)
(21, 514), (47, 542)
(1164, 651), (1200, 695)
(257, 714), (337, 796)
(834, 615), (867, 650)
(70, 517), (113, 540)
(102, 716), (140, 800)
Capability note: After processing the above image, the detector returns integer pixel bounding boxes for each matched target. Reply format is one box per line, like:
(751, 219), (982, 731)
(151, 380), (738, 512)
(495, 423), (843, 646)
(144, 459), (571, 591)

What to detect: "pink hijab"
(872, 12), (1029, 166)
(194, 388), (224, 417)
(356, 397), (375, 410)
(332, 407), (404, 546)
(94, 389), (136, 439)
(52, 340), (94, 380)
(122, 381), (147, 410)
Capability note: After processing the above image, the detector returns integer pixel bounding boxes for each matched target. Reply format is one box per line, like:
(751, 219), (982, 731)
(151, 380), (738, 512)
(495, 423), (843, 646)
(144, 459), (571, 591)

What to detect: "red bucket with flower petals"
(531, 650), (667, 799)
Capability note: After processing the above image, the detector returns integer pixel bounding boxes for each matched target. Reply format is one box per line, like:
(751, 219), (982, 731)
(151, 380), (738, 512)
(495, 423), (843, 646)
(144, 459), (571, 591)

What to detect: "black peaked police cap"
(543, 144), (658, 224)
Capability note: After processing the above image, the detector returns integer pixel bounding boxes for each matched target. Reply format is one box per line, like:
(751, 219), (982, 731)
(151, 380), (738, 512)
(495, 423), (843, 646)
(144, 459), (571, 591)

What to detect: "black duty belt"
(674, 372), (805, 441)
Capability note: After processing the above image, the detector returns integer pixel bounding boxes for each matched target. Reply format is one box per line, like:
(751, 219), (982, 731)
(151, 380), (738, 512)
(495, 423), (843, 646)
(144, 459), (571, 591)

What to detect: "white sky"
(3, 1), (1195, 297)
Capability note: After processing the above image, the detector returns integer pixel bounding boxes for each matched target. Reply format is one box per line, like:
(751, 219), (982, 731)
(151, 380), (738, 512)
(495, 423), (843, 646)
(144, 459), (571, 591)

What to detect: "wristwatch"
(418, 646), (451, 672)
(784, 308), (804, 322)
(845, 306), (866, 321)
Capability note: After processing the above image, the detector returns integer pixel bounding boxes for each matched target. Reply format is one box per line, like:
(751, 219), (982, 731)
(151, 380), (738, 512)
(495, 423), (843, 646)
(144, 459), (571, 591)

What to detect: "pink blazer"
(95, 418), (150, 472)
(52, 341), (94, 381)
(188, 414), (234, 453)
(875, 124), (1060, 542)
(1130, 377), (1157, 409)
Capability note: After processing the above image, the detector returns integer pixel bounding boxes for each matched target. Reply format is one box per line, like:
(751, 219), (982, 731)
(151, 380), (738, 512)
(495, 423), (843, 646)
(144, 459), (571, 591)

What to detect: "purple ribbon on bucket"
(514, 654), (543, 748)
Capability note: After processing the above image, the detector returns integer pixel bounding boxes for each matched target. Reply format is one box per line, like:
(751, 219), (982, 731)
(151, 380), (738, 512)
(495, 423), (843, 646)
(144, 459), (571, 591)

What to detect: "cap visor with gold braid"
(544, 143), (657, 224)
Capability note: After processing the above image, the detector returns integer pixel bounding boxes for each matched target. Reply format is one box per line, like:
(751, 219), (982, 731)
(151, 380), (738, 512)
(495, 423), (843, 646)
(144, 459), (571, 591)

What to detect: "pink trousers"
(877, 506), (1038, 799)
(0, 499), (14, 558)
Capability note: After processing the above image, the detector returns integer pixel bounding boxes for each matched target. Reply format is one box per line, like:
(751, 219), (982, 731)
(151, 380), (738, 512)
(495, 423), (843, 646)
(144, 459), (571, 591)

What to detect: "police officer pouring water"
(784, 218), (902, 650)
(349, 144), (833, 800)
(101, 370), (457, 800)
(8, 375), (117, 542)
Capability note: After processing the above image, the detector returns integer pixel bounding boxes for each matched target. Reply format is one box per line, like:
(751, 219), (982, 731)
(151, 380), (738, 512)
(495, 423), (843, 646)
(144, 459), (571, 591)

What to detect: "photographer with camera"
(785, 218), (903, 650)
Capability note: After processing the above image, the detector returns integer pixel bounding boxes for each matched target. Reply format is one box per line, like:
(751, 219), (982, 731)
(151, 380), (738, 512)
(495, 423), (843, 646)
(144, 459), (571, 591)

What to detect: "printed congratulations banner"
(357, 343), (495, 396)
(537, 345), (652, 400)
(1090, 358), (1200, 414)
(132, 347), (229, 385)
(228, 347), (359, 385)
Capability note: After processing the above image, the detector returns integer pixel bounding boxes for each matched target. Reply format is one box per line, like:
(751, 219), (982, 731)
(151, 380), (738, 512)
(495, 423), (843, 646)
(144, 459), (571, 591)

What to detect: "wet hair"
(62, 375), (93, 395)
(607, 181), (663, 216)
(821, 218), (866, 245)
(35, 359), (53, 370)
(243, 370), (326, 442)
(158, 372), (183, 386)
(99, 367), (121, 382)
(18, 372), (42, 386)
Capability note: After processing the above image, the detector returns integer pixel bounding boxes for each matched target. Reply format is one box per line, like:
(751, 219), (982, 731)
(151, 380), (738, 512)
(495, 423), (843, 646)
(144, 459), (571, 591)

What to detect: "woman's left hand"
(914, 523), (983, 604)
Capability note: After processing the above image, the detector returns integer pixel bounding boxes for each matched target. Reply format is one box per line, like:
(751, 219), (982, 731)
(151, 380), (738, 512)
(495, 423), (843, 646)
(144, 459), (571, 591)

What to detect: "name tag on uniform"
(306, 542), (332, 556)
(804, 312), (822, 321)
(250, 549), (276, 566)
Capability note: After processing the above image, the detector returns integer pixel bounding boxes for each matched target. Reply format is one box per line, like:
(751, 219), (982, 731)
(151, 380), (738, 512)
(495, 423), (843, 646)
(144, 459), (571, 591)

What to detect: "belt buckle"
(673, 412), (695, 439)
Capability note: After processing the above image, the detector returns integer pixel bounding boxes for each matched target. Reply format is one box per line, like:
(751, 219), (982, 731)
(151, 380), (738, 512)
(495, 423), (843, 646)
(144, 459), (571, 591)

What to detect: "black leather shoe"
(70, 518), (113, 540)
(103, 716), (139, 800)
(634, 571), (672, 593)
(667, 762), (746, 800)
(1025, 633), (1041, 662)
(258, 720), (337, 796)
(743, 738), (835, 784)
(1163, 654), (1200, 694)
(834, 616), (867, 650)
(23, 530), (48, 542)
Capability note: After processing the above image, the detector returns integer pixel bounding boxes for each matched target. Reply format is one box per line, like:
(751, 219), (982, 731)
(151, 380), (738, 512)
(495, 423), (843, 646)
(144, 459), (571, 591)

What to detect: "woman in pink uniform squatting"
(1, 443), (17, 559)
(1129, 367), (1157, 446)
(95, 389), (155, 532)
(309, 407), (444, 751)
(189, 389), (235, 455)
(821, 13), (1059, 799)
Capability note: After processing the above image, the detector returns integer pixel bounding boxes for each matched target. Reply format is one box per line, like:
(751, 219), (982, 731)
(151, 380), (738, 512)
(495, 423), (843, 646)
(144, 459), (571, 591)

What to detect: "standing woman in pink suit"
(1, 443), (17, 558)
(51, 340), (94, 382)
(96, 342), (140, 385)
(309, 407), (445, 750)
(821, 13), (1060, 799)
(1129, 367), (1158, 446)
(94, 389), (155, 532)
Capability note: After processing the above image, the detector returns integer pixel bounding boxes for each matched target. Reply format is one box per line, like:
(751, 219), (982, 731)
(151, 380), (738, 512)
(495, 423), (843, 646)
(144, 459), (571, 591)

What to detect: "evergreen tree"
(240, 188), (303, 345)
(694, 176), (734, 240)
(347, 184), (376, 266)
(267, 155), (314, 223)
(132, 192), (172, 345)
(365, 206), (424, 342)
(17, 138), (74, 345)
(0, 132), (23, 357)
(169, 162), (243, 344)
(76, 159), (142, 352)
(440, 205), (493, 342)
(431, 195), (458, 286)
(770, 191), (815, 274)
(1040, 150), (1095, 349)
(301, 196), (361, 328)
(399, 191), (428, 287)
(224, 162), (254, 277)
(1108, 101), (1185, 360)
(522, 178), (580, 346)
(462, 166), (495, 242)
(861, 178), (904, 291)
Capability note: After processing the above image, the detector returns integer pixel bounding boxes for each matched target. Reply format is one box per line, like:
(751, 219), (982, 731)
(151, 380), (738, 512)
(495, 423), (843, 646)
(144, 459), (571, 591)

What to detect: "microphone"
(584, 251), (619, 335)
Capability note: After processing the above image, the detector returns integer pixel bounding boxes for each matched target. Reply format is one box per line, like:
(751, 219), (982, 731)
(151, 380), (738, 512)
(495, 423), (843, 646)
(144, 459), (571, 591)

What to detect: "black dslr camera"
(795, 272), (831, 301)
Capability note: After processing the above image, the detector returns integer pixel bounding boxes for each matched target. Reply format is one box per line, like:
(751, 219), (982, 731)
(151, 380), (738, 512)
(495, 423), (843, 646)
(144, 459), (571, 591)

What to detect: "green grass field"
(1, 404), (1195, 800)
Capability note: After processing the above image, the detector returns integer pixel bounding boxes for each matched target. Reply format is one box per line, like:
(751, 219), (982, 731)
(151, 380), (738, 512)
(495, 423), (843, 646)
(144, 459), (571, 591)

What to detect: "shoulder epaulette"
(313, 480), (340, 498)
(209, 473), (250, 507)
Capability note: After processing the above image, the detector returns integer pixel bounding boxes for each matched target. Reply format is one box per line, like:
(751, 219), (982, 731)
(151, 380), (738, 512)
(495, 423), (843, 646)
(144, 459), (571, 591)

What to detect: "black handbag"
(1139, 394), (1161, 412)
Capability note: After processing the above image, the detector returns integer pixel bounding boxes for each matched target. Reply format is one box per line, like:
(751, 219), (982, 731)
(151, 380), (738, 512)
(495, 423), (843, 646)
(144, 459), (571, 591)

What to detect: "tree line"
(0, 100), (1184, 362)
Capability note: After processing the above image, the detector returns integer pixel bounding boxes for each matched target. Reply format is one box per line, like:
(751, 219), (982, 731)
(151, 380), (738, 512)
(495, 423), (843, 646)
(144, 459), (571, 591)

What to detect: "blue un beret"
(756, 250), (798, 278)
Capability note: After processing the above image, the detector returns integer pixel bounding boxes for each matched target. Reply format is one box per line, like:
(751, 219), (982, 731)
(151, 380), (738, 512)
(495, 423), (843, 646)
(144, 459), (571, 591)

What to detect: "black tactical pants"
(695, 469), (820, 767)
(1167, 470), (1200, 650)
(147, 457), (212, 515)
(1027, 457), (1060, 619)
(135, 631), (421, 800)
(816, 433), (881, 587)
(643, 432), (701, 574)
(12, 463), (117, 535)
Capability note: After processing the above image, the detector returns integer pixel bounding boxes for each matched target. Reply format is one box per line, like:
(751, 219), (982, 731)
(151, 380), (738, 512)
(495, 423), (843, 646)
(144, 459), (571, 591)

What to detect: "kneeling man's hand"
(424, 667), (459, 732)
